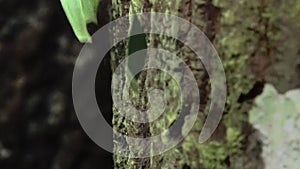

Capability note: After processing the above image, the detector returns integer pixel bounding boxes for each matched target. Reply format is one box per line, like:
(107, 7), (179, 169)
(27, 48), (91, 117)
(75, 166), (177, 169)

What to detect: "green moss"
(62, 0), (300, 168)
(111, 0), (273, 168)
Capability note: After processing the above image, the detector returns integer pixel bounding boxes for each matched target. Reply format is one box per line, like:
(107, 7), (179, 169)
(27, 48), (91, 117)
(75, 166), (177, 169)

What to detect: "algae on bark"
(110, 0), (290, 168)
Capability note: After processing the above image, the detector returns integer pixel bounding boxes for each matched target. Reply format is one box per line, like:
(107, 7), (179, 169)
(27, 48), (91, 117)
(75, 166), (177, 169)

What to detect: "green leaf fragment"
(60, 0), (100, 42)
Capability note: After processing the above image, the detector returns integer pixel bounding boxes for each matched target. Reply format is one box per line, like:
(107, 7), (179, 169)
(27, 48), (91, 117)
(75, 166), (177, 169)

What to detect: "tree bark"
(110, 0), (263, 168)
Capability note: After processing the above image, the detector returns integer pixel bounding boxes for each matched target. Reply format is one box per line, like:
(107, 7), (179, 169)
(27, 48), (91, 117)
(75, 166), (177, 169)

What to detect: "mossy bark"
(109, 0), (266, 168)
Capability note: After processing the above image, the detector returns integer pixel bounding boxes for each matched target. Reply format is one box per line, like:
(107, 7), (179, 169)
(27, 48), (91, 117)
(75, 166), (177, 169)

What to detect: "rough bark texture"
(110, 0), (262, 169)
(0, 0), (299, 169)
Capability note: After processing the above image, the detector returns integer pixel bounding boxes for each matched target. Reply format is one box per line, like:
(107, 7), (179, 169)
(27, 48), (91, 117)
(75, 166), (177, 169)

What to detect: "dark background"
(0, 0), (113, 168)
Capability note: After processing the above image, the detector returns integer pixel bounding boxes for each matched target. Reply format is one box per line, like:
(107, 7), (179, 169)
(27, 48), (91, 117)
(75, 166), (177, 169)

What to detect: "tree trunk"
(110, 0), (264, 168)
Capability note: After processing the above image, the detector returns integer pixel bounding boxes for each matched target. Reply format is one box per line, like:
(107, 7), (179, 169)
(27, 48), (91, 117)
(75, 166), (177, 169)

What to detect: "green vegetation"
(60, 0), (100, 42)
(60, 0), (300, 168)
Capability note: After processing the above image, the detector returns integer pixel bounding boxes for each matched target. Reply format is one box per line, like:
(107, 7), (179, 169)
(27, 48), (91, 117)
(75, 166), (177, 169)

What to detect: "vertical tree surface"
(1, 0), (299, 169)
(110, 0), (255, 169)
(109, 0), (300, 168)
